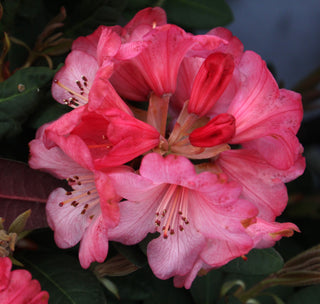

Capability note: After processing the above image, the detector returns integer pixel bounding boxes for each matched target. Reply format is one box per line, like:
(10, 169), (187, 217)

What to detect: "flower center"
(53, 75), (90, 108)
(59, 174), (99, 218)
(154, 184), (189, 239)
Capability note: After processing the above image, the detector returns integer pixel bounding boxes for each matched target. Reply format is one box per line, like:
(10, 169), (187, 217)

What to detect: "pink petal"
(147, 221), (206, 280)
(94, 170), (122, 228)
(29, 124), (89, 179)
(52, 50), (98, 106)
(96, 28), (121, 65)
(111, 24), (195, 100)
(206, 27), (244, 64)
(78, 214), (109, 268)
(108, 198), (158, 245)
(46, 188), (91, 248)
(243, 131), (304, 170)
(217, 149), (305, 220)
(88, 67), (133, 114)
(173, 259), (207, 289)
(72, 25), (107, 58)
(123, 7), (167, 39)
(200, 236), (253, 268)
(247, 218), (300, 248)
(228, 52), (303, 144)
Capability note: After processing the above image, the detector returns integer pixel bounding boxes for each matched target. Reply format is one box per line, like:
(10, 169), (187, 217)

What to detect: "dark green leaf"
(191, 269), (223, 304)
(111, 242), (147, 267)
(17, 251), (106, 304)
(143, 272), (194, 304)
(163, 0), (233, 30)
(287, 285), (320, 304)
(221, 248), (284, 275)
(64, 0), (127, 38)
(106, 267), (153, 301)
(0, 66), (55, 139)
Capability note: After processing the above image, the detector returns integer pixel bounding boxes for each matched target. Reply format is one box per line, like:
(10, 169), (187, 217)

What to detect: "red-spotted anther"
(188, 53), (234, 117)
(189, 113), (236, 147)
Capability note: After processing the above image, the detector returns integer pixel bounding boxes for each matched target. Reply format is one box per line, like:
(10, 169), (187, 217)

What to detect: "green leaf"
(112, 242), (147, 267)
(106, 267), (153, 301)
(163, 0), (233, 30)
(191, 269), (224, 304)
(17, 251), (106, 304)
(287, 285), (320, 304)
(143, 271), (194, 304)
(221, 248), (284, 275)
(0, 66), (55, 139)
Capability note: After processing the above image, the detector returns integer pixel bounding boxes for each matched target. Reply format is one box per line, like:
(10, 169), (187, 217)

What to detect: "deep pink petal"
(78, 214), (109, 268)
(189, 113), (236, 147)
(0, 269), (48, 304)
(0, 257), (11, 291)
(217, 149), (306, 220)
(188, 52), (234, 117)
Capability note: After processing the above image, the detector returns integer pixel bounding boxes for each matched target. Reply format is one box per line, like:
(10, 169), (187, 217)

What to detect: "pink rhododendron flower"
(0, 257), (49, 304)
(108, 153), (259, 282)
(29, 6), (306, 289)
(29, 123), (130, 268)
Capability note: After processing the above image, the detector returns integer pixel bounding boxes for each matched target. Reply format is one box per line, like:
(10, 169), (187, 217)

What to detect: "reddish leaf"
(0, 158), (66, 230)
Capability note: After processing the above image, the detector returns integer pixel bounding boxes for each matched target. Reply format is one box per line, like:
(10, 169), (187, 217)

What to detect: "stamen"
(154, 185), (189, 239)
(58, 173), (100, 217)
(87, 144), (112, 149)
(53, 79), (88, 107)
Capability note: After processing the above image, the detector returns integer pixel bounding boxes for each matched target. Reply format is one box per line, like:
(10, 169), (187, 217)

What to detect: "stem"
(234, 276), (280, 302)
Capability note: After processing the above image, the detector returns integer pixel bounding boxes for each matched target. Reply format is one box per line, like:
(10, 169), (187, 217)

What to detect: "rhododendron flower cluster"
(0, 257), (49, 303)
(29, 7), (305, 288)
